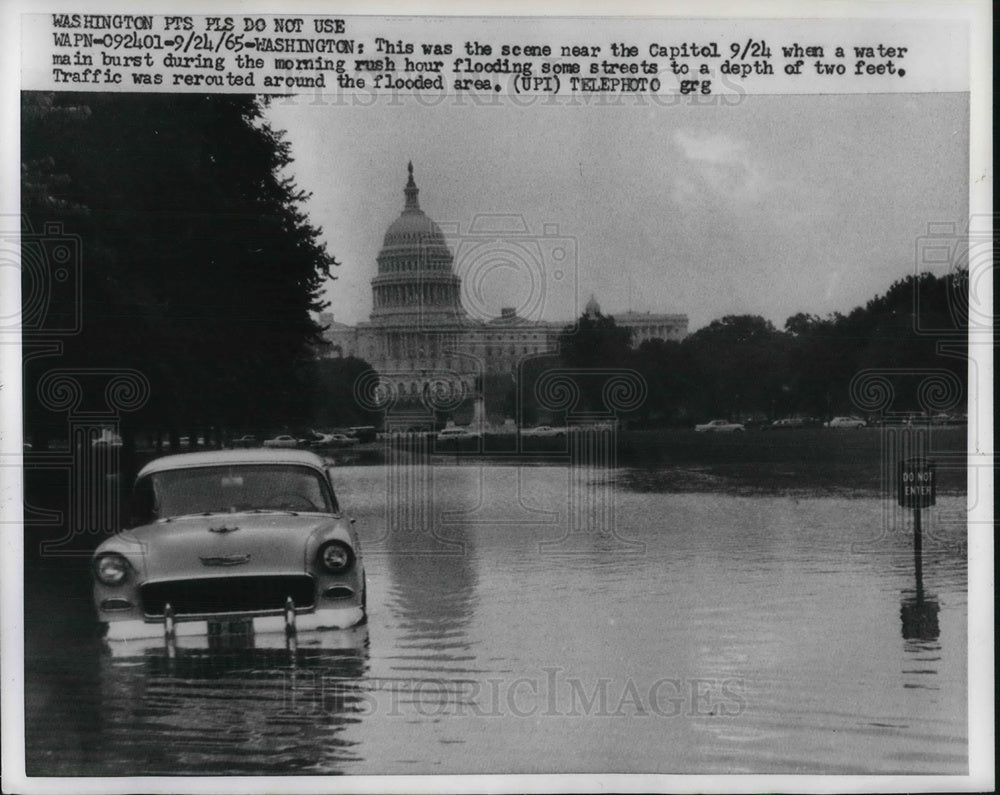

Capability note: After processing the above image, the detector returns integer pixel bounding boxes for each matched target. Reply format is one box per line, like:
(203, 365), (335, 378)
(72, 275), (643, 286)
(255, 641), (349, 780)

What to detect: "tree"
(558, 311), (633, 369)
(780, 272), (968, 416)
(555, 311), (635, 415)
(308, 356), (380, 430)
(630, 338), (697, 426)
(22, 92), (337, 458)
(683, 315), (791, 419)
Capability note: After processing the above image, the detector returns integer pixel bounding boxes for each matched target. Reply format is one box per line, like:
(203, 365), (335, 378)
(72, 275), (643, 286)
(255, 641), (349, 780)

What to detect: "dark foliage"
(307, 356), (381, 429)
(517, 271), (967, 427)
(22, 92), (337, 449)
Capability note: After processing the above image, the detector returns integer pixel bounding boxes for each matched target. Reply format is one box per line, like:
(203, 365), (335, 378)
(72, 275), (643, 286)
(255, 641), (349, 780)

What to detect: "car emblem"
(199, 554), (251, 567)
(208, 524), (240, 534)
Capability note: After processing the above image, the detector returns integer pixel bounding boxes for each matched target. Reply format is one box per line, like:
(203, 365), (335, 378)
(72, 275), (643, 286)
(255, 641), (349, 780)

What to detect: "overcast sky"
(266, 91), (967, 331)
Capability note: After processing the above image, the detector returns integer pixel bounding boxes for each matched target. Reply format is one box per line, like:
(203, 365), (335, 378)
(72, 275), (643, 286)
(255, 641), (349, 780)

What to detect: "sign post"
(897, 457), (936, 581)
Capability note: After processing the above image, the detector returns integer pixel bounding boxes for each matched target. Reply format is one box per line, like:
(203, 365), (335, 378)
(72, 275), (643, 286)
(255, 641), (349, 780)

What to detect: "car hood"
(109, 512), (345, 581)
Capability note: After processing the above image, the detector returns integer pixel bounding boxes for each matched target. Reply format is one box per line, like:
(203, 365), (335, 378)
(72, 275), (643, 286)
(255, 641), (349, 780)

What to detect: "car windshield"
(131, 464), (336, 523)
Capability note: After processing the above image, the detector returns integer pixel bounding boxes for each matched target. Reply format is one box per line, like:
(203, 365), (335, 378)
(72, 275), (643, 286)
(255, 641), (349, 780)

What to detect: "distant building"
(320, 164), (688, 403)
(610, 311), (688, 346)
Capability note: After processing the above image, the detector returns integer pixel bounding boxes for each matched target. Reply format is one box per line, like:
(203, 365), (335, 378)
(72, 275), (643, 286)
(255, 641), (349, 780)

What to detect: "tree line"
(512, 270), (968, 427)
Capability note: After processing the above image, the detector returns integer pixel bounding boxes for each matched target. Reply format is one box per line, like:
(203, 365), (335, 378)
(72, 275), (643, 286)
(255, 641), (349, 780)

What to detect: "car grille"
(141, 576), (315, 617)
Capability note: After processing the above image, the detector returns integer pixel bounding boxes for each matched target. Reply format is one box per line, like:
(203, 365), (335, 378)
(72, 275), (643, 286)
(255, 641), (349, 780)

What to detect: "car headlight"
(317, 541), (354, 573)
(94, 553), (129, 586)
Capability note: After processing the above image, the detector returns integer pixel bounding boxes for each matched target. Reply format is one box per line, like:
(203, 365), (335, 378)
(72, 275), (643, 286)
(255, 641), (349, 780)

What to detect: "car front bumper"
(102, 605), (365, 642)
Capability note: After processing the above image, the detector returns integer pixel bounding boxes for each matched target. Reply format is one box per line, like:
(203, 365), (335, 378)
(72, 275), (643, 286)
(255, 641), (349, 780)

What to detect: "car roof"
(137, 448), (327, 478)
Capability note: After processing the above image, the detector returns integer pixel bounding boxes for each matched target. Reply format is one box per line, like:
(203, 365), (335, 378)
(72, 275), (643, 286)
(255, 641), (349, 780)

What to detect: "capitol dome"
(377, 161), (453, 271)
(370, 163), (466, 325)
(381, 209), (447, 244)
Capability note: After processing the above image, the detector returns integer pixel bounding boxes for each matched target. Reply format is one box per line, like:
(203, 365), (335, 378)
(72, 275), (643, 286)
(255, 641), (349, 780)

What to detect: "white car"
(263, 434), (302, 448)
(91, 449), (366, 644)
(522, 425), (567, 438)
(313, 433), (360, 448)
(694, 419), (745, 432)
(824, 416), (866, 429)
(436, 427), (480, 440)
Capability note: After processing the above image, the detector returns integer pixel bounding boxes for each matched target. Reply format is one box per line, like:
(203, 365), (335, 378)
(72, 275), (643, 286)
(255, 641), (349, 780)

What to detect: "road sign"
(898, 457), (936, 508)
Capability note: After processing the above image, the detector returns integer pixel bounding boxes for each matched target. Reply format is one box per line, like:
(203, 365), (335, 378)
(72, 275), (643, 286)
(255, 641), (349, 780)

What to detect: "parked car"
(308, 432), (358, 448)
(91, 449), (366, 642)
(522, 425), (567, 438)
(436, 427), (480, 440)
(694, 419), (746, 432)
(770, 417), (805, 429)
(824, 416), (866, 429)
(230, 434), (258, 448)
(263, 434), (301, 448)
(347, 426), (378, 444)
(930, 412), (965, 426)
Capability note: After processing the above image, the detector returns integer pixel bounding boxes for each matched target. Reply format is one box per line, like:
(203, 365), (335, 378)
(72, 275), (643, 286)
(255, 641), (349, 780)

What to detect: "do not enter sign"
(898, 457), (936, 508)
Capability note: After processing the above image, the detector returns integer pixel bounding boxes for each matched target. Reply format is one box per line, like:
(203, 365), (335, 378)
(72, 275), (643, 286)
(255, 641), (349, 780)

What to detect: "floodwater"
(24, 464), (967, 775)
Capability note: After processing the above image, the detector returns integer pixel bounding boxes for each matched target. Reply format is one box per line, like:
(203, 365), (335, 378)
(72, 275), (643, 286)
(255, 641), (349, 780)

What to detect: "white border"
(1, 0), (992, 793)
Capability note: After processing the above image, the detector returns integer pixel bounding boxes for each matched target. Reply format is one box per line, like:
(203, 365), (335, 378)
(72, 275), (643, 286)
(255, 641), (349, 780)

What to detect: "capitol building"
(320, 163), (688, 408)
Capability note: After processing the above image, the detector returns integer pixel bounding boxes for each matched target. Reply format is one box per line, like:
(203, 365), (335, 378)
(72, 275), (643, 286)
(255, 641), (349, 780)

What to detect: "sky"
(265, 91), (968, 332)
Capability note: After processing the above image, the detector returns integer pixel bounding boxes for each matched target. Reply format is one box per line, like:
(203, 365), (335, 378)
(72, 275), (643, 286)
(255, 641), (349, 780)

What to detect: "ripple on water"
(25, 464), (967, 775)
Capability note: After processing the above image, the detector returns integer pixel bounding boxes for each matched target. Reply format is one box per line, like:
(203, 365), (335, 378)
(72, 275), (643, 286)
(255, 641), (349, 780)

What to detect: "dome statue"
(369, 163), (466, 326)
(377, 161), (453, 272)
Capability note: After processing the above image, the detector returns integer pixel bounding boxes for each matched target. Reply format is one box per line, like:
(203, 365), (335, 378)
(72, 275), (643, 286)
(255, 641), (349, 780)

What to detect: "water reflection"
(92, 627), (370, 775)
(900, 584), (941, 643)
(899, 521), (940, 642)
(24, 466), (968, 775)
(899, 532), (942, 696)
(383, 516), (479, 660)
(368, 479), (487, 732)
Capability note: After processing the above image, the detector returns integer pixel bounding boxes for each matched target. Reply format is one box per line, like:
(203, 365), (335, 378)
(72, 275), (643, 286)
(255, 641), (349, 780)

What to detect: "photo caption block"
(22, 14), (968, 96)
